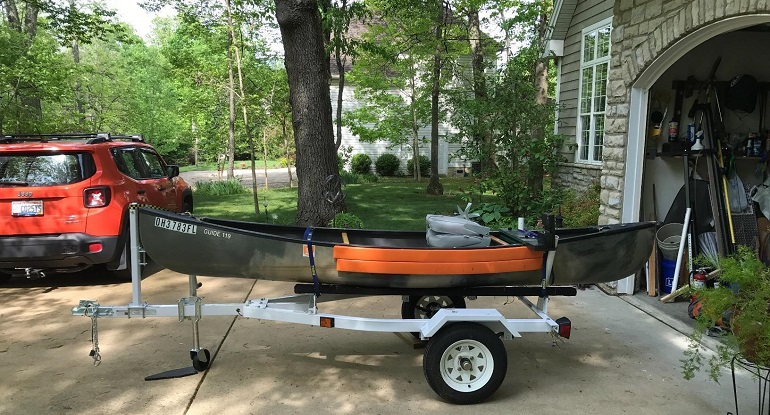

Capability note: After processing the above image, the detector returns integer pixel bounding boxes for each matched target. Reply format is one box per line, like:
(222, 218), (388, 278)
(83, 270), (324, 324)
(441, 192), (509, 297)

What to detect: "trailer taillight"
(556, 316), (571, 339)
(84, 186), (111, 208)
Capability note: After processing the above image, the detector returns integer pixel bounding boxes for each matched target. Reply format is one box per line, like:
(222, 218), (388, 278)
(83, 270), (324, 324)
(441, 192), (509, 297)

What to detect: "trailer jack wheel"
(191, 348), (211, 372)
(423, 322), (507, 404)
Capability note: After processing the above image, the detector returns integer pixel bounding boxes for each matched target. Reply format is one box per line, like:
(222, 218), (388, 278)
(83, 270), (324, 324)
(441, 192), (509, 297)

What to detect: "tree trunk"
(335, 50), (345, 151)
(410, 69), (420, 181)
(427, 0), (444, 196)
(226, 24), (236, 180)
(468, 6), (495, 173)
(282, 115), (294, 188)
(275, 0), (344, 226)
(528, 8), (550, 202)
(226, 0), (259, 216)
(4, 0), (42, 120)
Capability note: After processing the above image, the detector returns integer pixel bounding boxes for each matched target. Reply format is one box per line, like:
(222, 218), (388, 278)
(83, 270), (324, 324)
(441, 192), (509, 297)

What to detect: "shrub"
(406, 155), (430, 176)
(338, 145), (353, 172)
(351, 153), (372, 174)
(559, 182), (600, 228)
(471, 202), (512, 228)
(340, 171), (379, 185)
(329, 212), (364, 229)
(375, 153), (401, 176)
(194, 179), (247, 196)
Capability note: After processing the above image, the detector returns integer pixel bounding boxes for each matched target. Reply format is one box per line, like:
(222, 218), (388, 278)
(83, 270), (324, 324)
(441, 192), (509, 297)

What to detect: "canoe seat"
(426, 214), (490, 248)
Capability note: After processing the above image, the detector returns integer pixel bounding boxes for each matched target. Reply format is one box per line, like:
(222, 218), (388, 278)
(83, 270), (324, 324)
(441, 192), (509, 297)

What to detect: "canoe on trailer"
(138, 207), (656, 288)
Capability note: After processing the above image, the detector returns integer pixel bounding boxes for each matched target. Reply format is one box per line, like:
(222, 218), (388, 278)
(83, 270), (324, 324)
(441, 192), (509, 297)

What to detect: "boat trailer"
(72, 208), (574, 404)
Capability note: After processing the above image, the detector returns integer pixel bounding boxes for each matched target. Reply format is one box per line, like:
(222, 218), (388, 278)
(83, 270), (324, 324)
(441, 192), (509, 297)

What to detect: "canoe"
(137, 207), (656, 288)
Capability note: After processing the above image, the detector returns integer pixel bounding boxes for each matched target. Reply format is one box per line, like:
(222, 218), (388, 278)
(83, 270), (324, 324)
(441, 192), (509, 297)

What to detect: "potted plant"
(681, 245), (770, 381)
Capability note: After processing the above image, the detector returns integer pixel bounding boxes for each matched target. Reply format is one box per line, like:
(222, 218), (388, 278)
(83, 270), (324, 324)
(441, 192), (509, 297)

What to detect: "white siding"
(555, 0), (614, 162)
(330, 83), (467, 175)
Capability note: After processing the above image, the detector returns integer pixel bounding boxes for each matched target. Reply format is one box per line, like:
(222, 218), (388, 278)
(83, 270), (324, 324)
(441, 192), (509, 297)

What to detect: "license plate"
(11, 200), (43, 217)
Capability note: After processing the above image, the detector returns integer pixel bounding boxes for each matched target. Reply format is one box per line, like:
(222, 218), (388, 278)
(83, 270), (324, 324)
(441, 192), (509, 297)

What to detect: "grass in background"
(193, 177), (472, 230)
(194, 187), (299, 224)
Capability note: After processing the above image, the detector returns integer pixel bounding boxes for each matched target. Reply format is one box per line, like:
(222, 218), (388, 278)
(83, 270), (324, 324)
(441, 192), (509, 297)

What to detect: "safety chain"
(85, 302), (102, 366)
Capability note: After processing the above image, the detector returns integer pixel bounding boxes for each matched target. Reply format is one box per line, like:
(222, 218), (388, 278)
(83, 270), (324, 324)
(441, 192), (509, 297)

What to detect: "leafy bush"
(340, 171), (379, 185)
(407, 155), (430, 176)
(194, 179), (248, 196)
(351, 153), (372, 174)
(375, 153), (400, 176)
(329, 212), (364, 229)
(559, 182), (600, 227)
(471, 202), (512, 228)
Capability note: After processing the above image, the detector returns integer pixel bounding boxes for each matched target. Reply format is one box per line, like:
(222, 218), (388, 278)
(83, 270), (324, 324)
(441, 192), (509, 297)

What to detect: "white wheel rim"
(439, 339), (495, 392)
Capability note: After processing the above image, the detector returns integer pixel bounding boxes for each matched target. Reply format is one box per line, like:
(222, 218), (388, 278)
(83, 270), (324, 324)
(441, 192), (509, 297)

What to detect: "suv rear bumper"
(0, 234), (119, 272)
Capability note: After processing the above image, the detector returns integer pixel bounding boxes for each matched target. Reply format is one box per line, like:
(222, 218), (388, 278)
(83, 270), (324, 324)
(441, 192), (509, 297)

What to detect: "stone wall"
(600, 0), (770, 225)
(555, 162), (602, 192)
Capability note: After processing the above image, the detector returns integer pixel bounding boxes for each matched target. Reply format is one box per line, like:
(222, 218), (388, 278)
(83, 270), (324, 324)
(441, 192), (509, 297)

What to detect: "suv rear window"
(0, 153), (95, 187)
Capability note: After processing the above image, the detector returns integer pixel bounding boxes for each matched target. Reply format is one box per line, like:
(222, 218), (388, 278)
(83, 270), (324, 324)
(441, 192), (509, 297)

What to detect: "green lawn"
(193, 177), (482, 230)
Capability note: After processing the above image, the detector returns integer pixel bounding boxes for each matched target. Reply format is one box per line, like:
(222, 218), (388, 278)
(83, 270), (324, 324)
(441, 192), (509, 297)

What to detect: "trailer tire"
(423, 322), (507, 404)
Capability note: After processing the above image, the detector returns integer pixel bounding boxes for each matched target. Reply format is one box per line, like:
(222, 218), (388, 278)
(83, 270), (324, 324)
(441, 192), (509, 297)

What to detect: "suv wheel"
(182, 196), (193, 213)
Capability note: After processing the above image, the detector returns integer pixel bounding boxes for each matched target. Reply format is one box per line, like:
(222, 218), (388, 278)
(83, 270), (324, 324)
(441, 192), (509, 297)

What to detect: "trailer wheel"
(191, 348), (211, 372)
(401, 295), (466, 319)
(423, 323), (507, 404)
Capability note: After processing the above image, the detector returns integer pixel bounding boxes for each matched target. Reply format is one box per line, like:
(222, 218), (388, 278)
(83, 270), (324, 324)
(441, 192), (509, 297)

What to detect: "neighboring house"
(546, 1), (770, 294)
(329, 19), (478, 177)
(330, 82), (469, 176)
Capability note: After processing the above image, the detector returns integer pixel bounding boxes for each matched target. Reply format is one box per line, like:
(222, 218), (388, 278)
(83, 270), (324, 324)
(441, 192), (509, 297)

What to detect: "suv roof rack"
(1, 133), (144, 144)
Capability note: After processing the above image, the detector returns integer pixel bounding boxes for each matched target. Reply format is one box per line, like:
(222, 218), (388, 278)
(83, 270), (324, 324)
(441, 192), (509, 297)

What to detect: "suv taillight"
(84, 186), (111, 208)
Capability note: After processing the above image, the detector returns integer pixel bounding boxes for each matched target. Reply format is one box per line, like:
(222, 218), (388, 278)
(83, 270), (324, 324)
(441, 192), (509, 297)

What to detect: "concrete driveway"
(0, 267), (763, 414)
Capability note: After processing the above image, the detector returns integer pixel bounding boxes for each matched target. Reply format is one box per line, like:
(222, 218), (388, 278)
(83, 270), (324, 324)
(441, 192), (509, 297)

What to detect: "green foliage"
(340, 171), (378, 185)
(559, 182), (600, 227)
(471, 203), (512, 228)
(351, 153), (372, 174)
(193, 179), (248, 196)
(329, 212), (364, 229)
(407, 155), (430, 176)
(447, 44), (565, 220)
(337, 145), (353, 172)
(375, 153), (400, 176)
(682, 246), (770, 381)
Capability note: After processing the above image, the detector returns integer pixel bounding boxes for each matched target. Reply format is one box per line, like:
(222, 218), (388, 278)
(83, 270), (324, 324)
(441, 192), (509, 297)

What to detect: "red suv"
(0, 133), (193, 282)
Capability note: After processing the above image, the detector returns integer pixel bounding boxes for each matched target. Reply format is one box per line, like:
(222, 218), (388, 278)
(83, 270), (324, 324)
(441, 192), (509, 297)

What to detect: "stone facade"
(600, 0), (770, 224)
(556, 162), (602, 192)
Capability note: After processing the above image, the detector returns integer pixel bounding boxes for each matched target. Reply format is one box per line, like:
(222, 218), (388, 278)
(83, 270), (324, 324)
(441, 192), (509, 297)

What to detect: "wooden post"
(648, 239), (658, 296)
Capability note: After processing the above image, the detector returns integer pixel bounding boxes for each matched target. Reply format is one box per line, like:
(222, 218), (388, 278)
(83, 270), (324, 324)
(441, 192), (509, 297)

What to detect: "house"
(330, 82), (468, 176)
(328, 18), (480, 177)
(545, 1), (770, 294)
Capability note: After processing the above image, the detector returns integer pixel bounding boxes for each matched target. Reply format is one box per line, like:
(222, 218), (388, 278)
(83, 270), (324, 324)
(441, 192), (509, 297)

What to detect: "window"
(0, 153), (90, 186)
(139, 150), (166, 178)
(577, 18), (611, 163)
(112, 148), (143, 179)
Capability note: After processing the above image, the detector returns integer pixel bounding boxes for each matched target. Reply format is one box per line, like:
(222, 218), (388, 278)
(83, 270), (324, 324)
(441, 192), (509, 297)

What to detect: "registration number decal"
(154, 217), (197, 234)
(11, 200), (43, 217)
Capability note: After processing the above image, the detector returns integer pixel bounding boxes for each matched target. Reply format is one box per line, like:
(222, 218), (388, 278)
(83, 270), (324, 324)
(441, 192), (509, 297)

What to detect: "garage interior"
(633, 24), (770, 319)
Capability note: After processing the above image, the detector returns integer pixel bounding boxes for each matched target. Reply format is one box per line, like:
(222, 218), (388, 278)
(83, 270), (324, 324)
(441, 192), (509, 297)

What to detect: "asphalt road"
(180, 167), (297, 189)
